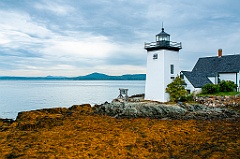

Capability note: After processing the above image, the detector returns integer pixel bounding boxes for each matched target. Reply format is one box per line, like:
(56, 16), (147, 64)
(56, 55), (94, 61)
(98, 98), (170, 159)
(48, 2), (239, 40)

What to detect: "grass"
(197, 91), (240, 96)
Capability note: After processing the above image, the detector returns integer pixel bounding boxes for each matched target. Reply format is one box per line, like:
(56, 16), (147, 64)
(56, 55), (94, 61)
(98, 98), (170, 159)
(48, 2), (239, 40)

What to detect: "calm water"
(0, 80), (145, 119)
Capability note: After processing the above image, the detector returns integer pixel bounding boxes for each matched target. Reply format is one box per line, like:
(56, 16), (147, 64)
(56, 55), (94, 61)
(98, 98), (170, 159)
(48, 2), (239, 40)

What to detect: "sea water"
(0, 80), (145, 119)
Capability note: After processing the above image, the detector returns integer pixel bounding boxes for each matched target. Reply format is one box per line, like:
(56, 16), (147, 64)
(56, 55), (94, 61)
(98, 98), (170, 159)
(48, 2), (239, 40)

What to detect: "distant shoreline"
(0, 72), (146, 80)
(0, 78), (145, 81)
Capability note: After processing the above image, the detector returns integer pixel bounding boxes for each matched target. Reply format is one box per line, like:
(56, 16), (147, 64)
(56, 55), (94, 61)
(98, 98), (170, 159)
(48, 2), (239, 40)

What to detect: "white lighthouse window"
(170, 64), (174, 74)
(153, 54), (158, 59)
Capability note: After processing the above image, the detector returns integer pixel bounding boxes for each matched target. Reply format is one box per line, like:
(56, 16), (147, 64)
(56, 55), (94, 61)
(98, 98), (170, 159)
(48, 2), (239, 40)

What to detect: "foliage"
(219, 80), (237, 92)
(202, 80), (237, 94)
(202, 84), (220, 94)
(0, 106), (240, 158)
(179, 93), (194, 102)
(166, 76), (188, 102)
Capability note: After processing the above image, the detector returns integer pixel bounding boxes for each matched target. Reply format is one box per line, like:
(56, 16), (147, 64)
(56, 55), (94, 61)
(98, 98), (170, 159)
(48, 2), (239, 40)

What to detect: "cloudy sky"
(0, 0), (240, 77)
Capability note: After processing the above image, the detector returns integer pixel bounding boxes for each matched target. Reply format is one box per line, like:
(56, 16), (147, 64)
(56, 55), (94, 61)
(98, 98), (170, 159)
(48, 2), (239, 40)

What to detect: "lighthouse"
(144, 28), (182, 102)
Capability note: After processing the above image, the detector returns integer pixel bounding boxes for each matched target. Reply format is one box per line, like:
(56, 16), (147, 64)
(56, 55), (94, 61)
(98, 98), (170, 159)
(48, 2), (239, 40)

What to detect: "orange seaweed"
(0, 104), (239, 158)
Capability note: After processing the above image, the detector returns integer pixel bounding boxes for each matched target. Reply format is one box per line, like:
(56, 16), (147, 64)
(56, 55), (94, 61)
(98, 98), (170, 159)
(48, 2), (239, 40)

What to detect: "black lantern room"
(156, 28), (170, 42)
(144, 27), (182, 51)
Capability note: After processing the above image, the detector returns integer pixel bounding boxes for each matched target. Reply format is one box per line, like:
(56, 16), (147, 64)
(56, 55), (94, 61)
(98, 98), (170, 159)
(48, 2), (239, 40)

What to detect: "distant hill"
(0, 72), (146, 80)
(74, 72), (112, 80)
(73, 72), (146, 80)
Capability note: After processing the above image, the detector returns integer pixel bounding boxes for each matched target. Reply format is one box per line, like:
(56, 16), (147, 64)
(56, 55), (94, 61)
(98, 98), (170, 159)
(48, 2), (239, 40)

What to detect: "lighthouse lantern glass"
(156, 34), (170, 42)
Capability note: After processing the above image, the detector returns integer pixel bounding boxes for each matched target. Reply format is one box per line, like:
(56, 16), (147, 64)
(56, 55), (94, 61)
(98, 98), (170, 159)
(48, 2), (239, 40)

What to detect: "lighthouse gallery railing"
(144, 41), (182, 49)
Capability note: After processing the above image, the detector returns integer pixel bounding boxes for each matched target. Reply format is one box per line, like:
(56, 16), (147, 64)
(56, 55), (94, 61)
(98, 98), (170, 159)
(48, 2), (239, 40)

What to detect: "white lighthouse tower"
(144, 28), (182, 102)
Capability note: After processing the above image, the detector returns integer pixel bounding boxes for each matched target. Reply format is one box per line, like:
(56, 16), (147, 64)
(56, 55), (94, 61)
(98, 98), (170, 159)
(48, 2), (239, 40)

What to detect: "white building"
(181, 50), (240, 94)
(144, 28), (182, 102)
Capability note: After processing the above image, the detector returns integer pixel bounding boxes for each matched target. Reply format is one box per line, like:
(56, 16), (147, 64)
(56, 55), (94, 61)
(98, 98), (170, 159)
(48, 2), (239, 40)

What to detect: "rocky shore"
(93, 95), (240, 120)
(1, 95), (240, 122)
(0, 96), (239, 132)
(0, 96), (240, 158)
(195, 95), (240, 109)
(94, 101), (239, 120)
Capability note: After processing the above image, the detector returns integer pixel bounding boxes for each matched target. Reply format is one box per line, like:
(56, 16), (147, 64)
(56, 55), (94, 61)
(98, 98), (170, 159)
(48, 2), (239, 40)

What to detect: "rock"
(0, 118), (14, 124)
(93, 101), (239, 120)
(15, 104), (94, 130)
(69, 104), (92, 115)
(16, 110), (65, 130)
(0, 118), (15, 131)
(195, 95), (240, 109)
(94, 102), (188, 119)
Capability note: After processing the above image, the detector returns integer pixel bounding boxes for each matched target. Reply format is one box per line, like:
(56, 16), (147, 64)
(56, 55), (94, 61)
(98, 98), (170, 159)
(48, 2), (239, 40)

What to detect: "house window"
(153, 54), (158, 59)
(170, 64), (174, 74)
(170, 77), (174, 80)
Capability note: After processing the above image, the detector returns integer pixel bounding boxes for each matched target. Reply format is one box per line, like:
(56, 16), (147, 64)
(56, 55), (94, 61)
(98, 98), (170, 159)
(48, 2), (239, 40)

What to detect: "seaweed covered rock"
(15, 104), (93, 130)
(0, 102), (240, 158)
(0, 118), (14, 131)
(69, 104), (92, 115)
(16, 108), (67, 130)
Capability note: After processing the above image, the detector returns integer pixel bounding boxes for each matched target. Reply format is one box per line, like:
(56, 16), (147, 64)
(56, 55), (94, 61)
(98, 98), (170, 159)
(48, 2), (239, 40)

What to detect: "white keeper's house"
(144, 28), (240, 102)
(181, 50), (240, 94)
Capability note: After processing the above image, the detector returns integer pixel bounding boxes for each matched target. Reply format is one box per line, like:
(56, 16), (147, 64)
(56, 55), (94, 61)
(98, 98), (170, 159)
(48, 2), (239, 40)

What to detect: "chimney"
(218, 49), (222, 57)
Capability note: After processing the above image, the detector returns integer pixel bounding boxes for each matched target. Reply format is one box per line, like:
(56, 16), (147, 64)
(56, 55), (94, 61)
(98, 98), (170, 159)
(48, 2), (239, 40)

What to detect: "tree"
(166, 76), (188, 102)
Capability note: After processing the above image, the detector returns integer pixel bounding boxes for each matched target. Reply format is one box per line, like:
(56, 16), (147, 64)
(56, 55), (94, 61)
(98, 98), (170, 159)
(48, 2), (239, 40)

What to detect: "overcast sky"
(0, 0), (240, 77)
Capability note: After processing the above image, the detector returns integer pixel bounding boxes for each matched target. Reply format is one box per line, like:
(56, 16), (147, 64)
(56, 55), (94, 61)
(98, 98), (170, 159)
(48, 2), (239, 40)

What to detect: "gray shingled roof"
(181, 71), (212, 88)
(192, 54), (240, 74)
(182, 54), (240, 88)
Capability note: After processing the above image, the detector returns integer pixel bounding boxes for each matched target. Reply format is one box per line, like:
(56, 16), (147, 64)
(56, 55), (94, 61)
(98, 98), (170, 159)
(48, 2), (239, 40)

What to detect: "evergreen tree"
(166, 76), (188, 102)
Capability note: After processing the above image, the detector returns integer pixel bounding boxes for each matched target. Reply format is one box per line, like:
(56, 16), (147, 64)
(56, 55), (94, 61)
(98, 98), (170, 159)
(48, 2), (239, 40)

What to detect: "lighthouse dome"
(156, 28), (170, 42)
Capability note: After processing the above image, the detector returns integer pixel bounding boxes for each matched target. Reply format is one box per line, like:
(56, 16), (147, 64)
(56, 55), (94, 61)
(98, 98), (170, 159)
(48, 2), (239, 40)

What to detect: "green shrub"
(202, 84), (220, 94)
(202, 80), (237, 94)
(219, 80), (237, 92)
(179, 94), (194, 102)
(166, 76), (188, 102)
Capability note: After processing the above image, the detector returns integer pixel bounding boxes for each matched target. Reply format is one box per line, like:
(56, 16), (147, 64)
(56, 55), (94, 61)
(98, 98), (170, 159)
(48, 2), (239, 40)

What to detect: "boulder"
(15, 104), (93, 130)
(0, 118), (15, 131)
(94, 102), (187, 119)
(93, 101), (239, 120)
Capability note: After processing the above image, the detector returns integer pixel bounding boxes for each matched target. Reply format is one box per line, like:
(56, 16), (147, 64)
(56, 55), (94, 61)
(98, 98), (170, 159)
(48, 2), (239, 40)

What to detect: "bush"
(179, 94), (194, 102)
(202, 80), (237, 94)
(202, 84), (220, 94)
(219, 80), (237, 92)
(166, 76), (188, 102)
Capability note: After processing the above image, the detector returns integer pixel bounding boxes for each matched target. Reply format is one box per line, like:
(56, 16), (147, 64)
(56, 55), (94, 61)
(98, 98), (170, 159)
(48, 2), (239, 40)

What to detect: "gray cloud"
(0, 0), (240, 76)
